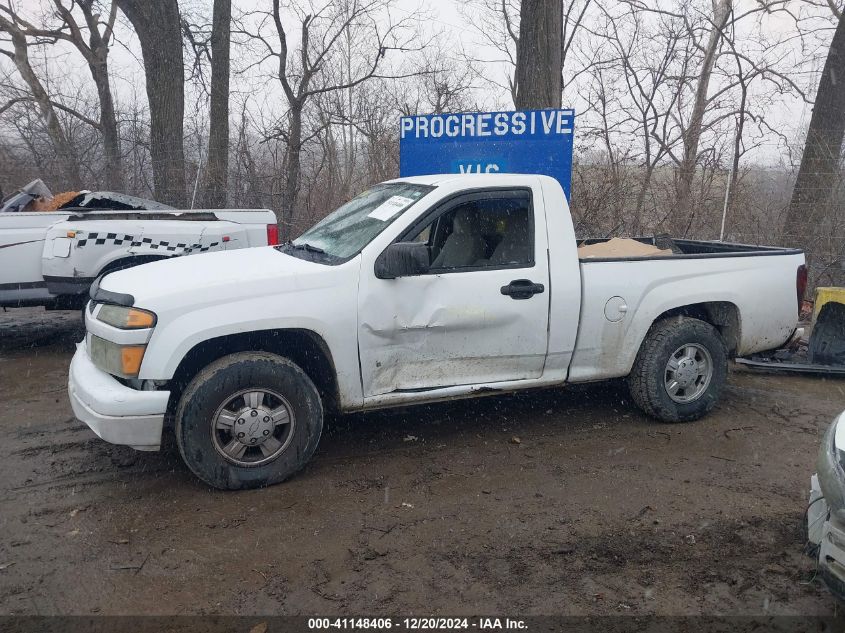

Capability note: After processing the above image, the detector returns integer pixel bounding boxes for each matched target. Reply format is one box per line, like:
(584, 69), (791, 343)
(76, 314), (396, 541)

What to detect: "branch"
(0, 95), (25, 116)
(271, 0), (297, 105)
(102, 0), (118, 45)
(501, 0), (518, 45)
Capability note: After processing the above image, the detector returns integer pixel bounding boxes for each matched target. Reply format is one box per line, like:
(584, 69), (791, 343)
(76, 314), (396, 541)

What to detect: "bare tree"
(464, 0), (592, 108)
(53, 1), (123, 190)
(603, 0), (805, 236)
(462, 0), (519, 103)
(397, 50), (478, 115)
(116, 0), (187, 207)
(561, 0), (593, 90)
(238, 0), (420, 228)
(0, 7), (81, 187)
(0, 1), (124, 189)
(592, 3), (681, 230)
(0, 0), (836, 277)
(672, 0), (732, 233)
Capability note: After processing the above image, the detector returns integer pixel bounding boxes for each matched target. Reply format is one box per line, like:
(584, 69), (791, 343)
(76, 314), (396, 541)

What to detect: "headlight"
(818, 413), (845, 514)
(89, 334), (146, 378)
(97, 304), (156, 329)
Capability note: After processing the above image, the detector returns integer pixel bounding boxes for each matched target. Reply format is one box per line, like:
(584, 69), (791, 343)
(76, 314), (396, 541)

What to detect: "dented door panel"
(358, 267), (550, 396)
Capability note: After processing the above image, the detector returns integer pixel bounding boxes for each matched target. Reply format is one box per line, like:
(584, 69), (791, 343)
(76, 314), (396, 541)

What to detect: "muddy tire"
(627, 317), (727, 423)
(175, 352), (323, 490)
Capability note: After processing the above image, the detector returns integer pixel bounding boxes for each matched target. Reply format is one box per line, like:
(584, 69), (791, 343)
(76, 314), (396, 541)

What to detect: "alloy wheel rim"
(664, 343), (713, 404)
(210, 388), (295, 467)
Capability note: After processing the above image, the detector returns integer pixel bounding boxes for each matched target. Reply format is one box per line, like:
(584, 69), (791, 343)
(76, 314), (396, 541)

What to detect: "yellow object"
(125, 308), (156, 329)
(812, 287), (845, 324)
(120, 346), (146, 376)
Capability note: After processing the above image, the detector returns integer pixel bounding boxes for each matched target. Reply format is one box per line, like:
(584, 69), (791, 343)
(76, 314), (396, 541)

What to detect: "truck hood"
(99, 246), (343, 310)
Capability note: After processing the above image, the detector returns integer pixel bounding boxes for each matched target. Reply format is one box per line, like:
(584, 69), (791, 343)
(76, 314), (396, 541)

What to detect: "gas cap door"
(604, 296), (628, 322)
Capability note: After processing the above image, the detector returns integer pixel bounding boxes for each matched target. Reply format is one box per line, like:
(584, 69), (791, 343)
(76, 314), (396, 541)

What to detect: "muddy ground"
(0, 307), (842, 616)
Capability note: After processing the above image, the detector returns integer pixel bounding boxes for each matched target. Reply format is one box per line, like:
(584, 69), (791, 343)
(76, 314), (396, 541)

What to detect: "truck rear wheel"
(175, 352), (323, 490)
(627, 317), (727, 423)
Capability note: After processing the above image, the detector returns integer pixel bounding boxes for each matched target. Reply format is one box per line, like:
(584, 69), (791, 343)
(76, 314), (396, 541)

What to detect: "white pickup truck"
(0, 190), (278, 309)
(68, 174), (806, 489)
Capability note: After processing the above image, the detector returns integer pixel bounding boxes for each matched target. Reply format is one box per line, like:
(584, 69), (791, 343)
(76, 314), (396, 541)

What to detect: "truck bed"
(577, 236), (802, 261)
(567, 238), (805, 384)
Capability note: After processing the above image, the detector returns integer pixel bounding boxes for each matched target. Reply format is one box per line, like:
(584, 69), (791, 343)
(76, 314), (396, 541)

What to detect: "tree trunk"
(2, 26), (81, 188)
(513, 0), (562, 110)
(89, 55), (123, 191)
(673, 0), (732, 234)
(281, 103), (303, 230)
(75, 0), (125, 191)
(116, 0), (186, 207)
(201, 0), (231, 208)
(783, 15), (845, 247)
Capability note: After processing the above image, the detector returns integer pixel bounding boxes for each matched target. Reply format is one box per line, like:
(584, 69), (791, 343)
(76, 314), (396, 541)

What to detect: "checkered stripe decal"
(75, 232), (221, 254)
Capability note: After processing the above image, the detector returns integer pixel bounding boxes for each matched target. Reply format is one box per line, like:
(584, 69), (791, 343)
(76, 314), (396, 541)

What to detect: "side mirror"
(375, 242), (430, 279)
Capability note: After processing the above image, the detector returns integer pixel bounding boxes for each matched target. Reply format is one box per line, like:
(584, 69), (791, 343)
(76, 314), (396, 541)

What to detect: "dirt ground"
(0, 307), (843, 616)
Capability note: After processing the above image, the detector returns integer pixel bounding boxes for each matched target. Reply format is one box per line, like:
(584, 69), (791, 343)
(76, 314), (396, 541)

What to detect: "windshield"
(288, 182), (433, 261)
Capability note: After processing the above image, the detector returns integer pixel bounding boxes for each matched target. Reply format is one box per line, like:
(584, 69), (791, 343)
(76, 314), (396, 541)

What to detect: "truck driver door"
(357, 188), (550, 398)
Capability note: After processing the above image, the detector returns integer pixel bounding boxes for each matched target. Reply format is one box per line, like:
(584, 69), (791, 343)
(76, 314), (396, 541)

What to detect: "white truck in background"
(68, 174), (806, 490)
(0, 185), (279, 309)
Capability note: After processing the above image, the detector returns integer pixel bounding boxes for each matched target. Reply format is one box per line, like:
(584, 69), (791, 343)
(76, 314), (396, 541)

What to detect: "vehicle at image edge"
(0, 194), (279, 309)
(67, 174), (806, 489)
(809, 411), (845, 601)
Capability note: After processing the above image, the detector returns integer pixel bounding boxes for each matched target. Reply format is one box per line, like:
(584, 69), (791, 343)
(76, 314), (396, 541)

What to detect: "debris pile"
(0, 179), (172, 213)
(577, 237), (673, 259)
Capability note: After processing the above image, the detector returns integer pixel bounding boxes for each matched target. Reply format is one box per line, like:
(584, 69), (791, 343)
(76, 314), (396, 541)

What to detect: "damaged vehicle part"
(67, 174), (805, 490)
(57, 191), (174, 212)
(0, 179), (53, 213)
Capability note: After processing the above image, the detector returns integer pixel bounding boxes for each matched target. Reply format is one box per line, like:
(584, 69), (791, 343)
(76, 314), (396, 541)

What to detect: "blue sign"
(399, 109), (575, 199)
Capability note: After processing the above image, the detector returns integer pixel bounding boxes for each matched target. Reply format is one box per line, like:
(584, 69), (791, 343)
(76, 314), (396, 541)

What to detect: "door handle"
(500, 279), (545, 300)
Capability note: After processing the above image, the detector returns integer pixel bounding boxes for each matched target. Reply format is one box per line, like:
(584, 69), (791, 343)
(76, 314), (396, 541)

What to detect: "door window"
(406, 192), (534, 272)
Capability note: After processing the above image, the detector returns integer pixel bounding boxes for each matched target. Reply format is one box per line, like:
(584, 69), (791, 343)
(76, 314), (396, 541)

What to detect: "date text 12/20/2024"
(307, 618), (528, 630)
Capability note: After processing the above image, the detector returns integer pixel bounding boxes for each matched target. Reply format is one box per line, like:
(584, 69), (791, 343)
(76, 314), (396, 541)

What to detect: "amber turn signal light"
(120, 345), (146, 377)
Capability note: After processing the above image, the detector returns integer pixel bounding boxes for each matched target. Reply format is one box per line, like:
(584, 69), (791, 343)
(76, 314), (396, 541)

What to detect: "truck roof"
(387, 173), (556, 187)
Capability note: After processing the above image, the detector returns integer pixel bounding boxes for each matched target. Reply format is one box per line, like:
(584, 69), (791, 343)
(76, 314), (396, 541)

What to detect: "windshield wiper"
(286, 241), (326, 254)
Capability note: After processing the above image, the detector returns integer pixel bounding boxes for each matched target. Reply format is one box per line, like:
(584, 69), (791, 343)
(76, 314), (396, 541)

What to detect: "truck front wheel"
(175, 352), (323, 490)
(627, 317), (727, 423)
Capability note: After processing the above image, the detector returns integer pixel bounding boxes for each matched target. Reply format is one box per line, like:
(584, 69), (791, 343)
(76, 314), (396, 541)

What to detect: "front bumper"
(68, 341), (169, 451)
(809, 474), (845, 602)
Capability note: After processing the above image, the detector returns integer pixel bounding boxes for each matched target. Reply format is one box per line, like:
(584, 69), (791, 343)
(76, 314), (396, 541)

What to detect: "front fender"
(138, 279), (363, 409)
